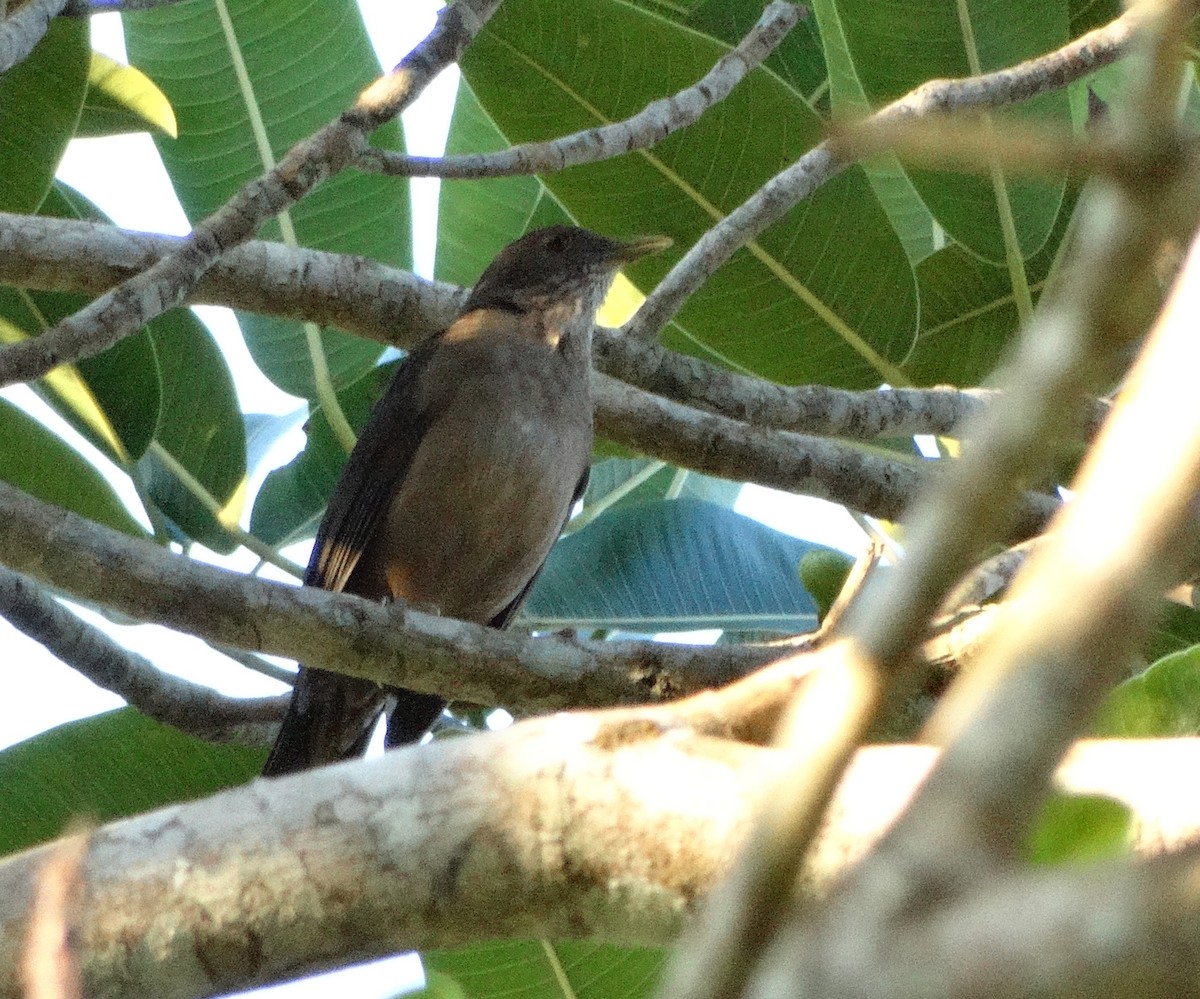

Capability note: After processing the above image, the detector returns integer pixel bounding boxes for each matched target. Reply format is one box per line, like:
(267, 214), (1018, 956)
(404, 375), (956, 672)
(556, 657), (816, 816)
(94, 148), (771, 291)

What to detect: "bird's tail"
(263, 667), (445, 777)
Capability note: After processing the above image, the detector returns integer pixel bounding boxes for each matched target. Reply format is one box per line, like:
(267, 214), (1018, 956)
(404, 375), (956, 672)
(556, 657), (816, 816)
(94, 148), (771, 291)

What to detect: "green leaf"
(0, 17), (89, 213)
(3, 182), (164, 466)
(814, 0), (1070, 262)
(1144, 600), (1200, 666)
(1027, 793), (1131, 865)
(904, 185), (1078, 385)
(425, 942), (663, 999)
(0, 399), (143, 538)
(134, 311), (247, 552)
(251, 363), (395, 548)
(624, 0), (829, 110)
(794, 0), (938, 263)
(1092, 645), (1200, 737)
(524, 499), (825, 633)
(460, 0), (917, 388)
(0, 708), (263, 858)
(75, 51), (178, 138)
(436, 80), (544, 287)
(123, 0), (412, 397)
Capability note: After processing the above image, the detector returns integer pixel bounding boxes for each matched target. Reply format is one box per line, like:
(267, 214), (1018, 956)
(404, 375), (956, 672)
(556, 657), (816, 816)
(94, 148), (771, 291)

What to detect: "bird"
(262, 225), (671, 777)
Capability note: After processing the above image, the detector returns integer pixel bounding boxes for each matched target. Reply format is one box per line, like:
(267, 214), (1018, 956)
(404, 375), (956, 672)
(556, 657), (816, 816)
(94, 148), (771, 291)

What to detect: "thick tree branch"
(0, 213), (1018, 439)
(627, 5), (1142, 341)
(0, 0), (66, 75)
(0, 214), (465, 347)
(0, 480), (777, 716)
(0, 736), (1196, 999)
(357, 1), (800, 180)
(0, 565), (286, 745)
(0, 215), (1064, 521)
(594, 374), (1061, 540)
(0, 0), (500, 389)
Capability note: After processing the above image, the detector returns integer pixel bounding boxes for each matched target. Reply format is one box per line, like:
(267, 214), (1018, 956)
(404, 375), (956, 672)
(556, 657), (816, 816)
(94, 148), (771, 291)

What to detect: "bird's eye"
(545, 232), (568, 253)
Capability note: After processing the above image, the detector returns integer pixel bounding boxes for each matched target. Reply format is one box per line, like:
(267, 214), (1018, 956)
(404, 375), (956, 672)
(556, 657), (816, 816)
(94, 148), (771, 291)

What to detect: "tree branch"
(594, 374), (1061, 540)
(0, 0), (66, 75)
(0, 565), (286, 745)
(357, 1), (800, 180)
(0, 736), (1196, 999)
(626, 5), (1141, 342)
(0, 0), (501, 389)
(0, 480), (778, 716)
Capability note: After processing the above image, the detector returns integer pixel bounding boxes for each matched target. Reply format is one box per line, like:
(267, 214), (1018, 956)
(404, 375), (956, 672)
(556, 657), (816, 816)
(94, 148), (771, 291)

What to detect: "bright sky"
(1, 5), (867, 996)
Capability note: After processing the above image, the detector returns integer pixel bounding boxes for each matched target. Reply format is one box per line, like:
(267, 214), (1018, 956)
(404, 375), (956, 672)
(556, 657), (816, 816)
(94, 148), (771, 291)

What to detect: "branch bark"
(0, 565), (286, 745)
(0, 735), (1195, 999)
(0, 480), (777, 716)
(0, 0), (67, 75)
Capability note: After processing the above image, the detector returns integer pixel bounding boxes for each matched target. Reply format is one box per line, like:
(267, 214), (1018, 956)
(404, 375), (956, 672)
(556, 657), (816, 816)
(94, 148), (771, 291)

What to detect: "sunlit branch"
(0, 0), (502, 389)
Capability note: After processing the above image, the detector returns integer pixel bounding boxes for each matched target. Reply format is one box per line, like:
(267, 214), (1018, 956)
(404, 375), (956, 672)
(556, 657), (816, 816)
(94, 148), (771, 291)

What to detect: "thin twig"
(0, 564), (286, 744)
(357, 1), (801, 180)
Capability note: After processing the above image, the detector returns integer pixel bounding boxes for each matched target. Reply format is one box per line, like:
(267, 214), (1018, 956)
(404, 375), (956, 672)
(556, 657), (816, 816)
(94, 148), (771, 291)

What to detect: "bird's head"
(463, 225), (671, 317)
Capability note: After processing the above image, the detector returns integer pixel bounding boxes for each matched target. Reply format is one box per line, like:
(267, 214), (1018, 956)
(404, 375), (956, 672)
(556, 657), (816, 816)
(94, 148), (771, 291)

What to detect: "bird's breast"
(356, 334), (592, 624)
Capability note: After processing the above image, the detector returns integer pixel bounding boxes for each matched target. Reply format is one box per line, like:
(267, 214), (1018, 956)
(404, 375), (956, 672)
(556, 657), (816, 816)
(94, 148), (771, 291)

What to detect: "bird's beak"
(614, 234), (673, 262)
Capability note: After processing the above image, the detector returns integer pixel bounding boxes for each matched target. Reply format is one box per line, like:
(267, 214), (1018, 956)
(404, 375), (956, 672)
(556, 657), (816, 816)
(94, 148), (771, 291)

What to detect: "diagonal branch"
(0, 0), (501, 389)
(0, 564), (286, 745)
(0, 480), (778, 715)
(626, 5), (1142, 342)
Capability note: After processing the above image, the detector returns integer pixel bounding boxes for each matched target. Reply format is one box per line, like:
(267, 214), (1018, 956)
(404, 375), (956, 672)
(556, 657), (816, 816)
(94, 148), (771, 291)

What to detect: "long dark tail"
(263, 667), (446, 777)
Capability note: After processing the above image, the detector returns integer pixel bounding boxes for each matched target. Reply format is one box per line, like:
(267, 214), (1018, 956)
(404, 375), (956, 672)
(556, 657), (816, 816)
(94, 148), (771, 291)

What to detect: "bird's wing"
(304, 341), (438, 593)
(264, 340), (441, 778)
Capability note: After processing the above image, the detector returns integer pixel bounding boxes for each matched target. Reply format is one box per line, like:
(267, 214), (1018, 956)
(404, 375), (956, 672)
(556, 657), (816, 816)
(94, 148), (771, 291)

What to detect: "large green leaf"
(524, 499), (824, 633)
(625, 0), (829, 110)
(460, 0), (917, 388)
(436, 80), (544, 287)
(425, 942), (663, 999)
(133, 309), (247, 552)
(123, 0), (411, 397)
(0, 17), (89, 213)
(904, 185), (1079, 386)
(251, 362), (395, 548)
(75, 51), (178, 138)
(0, 708), (262, 858)
(0, 399), (143, 538)
(643, 0), (937, 264)
(813, 0), (1070, 263)
(806, 0), (938, 262)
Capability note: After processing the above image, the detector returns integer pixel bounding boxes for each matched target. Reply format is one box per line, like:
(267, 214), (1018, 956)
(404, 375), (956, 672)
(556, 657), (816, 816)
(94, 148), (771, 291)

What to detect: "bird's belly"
(359, 395), (587, 623)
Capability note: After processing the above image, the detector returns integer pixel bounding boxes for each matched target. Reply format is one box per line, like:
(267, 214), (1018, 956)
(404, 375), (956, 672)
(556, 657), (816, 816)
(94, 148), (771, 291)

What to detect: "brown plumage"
(262, 225), (670, 776)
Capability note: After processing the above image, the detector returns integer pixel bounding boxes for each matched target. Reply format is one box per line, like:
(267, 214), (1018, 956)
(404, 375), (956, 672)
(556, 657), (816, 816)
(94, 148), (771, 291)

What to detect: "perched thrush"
(262, 225), (670, 776)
